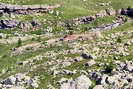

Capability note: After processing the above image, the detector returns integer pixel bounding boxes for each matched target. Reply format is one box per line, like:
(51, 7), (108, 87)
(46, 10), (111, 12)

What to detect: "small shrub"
(2, 54), (8, 58)
(37, 36), (41, 42)
(26, 47), (33, 50)
(68, 31), (73, 35)
(131, 32), (133, 38)
(0, 35), (2, 39)
(6, 35), (9, 39)
(117, 36), (122, 43)
(42, 41), (48, 46)
(104, 63), (116, 74)
(17, 38), (22, 47)
(31, 37), (36, 41)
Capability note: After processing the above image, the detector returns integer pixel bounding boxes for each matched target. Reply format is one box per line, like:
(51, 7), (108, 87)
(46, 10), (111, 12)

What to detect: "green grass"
(0, 0), (133, 89)
(0, 41), (71, 77)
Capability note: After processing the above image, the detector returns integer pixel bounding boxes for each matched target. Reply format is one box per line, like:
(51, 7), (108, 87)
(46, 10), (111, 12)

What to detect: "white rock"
(85, 60), (96, 67)
(31, 81), (39, 88)
(75, 75), (92, 89)
(126, 62), (133, 72)
(107, 76), (119, 85)
(60, 75), (92, 89)
(58, 78), (68, 84)
(4, 76), (16, 85)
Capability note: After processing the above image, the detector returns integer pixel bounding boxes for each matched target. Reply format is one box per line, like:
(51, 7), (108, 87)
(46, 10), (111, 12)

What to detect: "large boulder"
(85, 60), (96, 67)
(19, 22), (32, 32)
(0, 20), (19, 29)
(81, 53), (94, 59)
(106, 76), (119, 85)
(127, 9), (133, 17)
(31, 20), (41, 27)
(60, 75), (92, 89)
(75, 75), (92, 89)
(124, 61), (133, 72)
(105, 8), (116, 16)
(1, 73), (39, 88)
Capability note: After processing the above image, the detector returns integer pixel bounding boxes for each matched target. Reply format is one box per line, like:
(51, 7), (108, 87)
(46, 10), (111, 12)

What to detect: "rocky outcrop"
(64, 8), (121, 26)
(53, 70), (77, 76)
(0, 73), (39, 89)
(0, 20), (41, 30)
(86, 60), (133, 89)
(60, 75), (92, 89)
(0, 20), (19, 29)
(121, 7), (133, 17)
(90, 16), (127, 31)
(127, 9), (133, 17)
(81, 53), (94, 59)
(0, 3), (61, 14)
(84, 60), (96, 67)
(20, 20), (41, 32)
(62, 8), (131, 27)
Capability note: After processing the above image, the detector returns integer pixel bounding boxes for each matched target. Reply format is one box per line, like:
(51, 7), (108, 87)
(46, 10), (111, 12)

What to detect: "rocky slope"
(0, 0), (132, 89)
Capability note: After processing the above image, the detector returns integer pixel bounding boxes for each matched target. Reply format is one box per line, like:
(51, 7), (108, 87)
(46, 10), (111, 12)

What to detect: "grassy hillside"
(0, 0), (132, 89)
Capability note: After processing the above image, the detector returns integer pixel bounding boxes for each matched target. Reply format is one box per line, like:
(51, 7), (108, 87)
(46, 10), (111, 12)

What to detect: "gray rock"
(60, 75), (92, 89)
(58, 78), (68, 85)
(62, 61), (71, 67)
(2, 76), (16, 85)
(75, 75), (92, 89)
(125, 61), (133, 72)
(1, 73), (39, 88)
(73, 58), (83, 62)
(30, 80), (39, 88)
(100, 75), (108, 85)
(20, 22), (32, 31)
(85, 60), (96, 67)
(31, 20), (41, 27)
(15, 73), (25, 82)
(53, 70), (76, 75)
(106, 76), (119, 85)
(81, 53), (94, 59)
(62, 70), (76, 75)
(0, 20), (19, 29)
